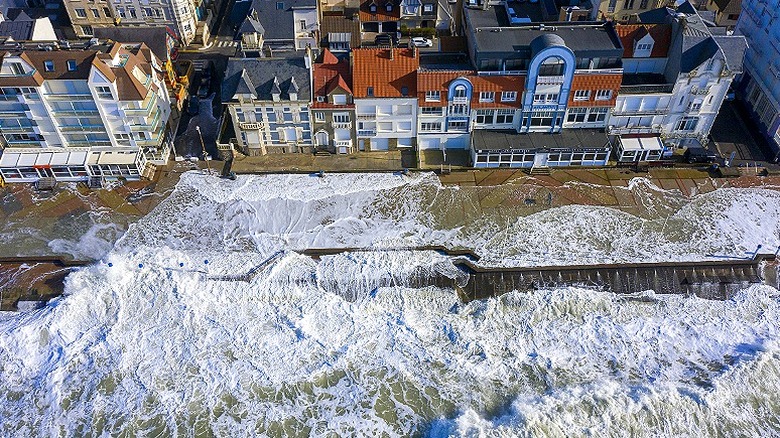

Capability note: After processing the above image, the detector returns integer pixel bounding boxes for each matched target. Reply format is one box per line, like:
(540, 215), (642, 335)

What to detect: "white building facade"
(0, 42), (171, 183)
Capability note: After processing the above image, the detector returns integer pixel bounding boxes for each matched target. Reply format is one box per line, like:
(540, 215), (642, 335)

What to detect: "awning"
(96, 152), (138, 165)
(0, 149), (89, 168)
(619, 137), (642, 151)
(637, 136), (663, 151)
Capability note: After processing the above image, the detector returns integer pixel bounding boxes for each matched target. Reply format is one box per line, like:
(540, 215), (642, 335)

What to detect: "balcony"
(335, 140), (352, 148)
(450, 96), (468, 104)
(607, 125), (663, 135)
(51, 109), (100, 116)
(357, 129), (376, 137)
(536, 75), (565, 85)
(44, 93), (93, 101)
(58, 124), (106, 132)
(619, 84), (674, 95)
(239, 122), (262, 130)
(357, 113), (376, 120)
(333, 121), (352, 129)
(611, 108), (669, 116)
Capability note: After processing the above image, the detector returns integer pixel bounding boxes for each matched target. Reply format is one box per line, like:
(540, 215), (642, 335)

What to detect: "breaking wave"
(1, 171), (779, 436)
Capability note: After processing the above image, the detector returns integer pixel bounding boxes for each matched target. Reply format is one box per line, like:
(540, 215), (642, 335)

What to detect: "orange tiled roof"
(312, 49), (353, 108)
(353, 48), (418, 98)
(359, 0), (400, 22)
(568, 74), (622, 107)
(615, 24), (672, 58)
(416, 71), (525, 108)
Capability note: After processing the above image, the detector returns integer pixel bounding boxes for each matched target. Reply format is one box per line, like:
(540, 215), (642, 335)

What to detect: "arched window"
(539, 57), (564, 76)
(452, 85), (467, 98)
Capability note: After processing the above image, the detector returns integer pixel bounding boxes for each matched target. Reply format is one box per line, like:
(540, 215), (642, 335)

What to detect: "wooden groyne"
(0, 256), (93, 267)
(298, 246), (480, 261)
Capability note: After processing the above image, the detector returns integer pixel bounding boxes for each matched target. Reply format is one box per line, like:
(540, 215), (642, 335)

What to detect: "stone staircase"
(529, 166), (551, 175)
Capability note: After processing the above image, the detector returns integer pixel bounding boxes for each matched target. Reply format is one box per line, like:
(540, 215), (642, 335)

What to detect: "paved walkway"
(230, 151), (408, 173)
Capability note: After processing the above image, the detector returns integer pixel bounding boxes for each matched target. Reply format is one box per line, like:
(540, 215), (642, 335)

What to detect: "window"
(479, 91), (494, 102)
(420, 122), (441, 131)
(448, 121), (468, 130)
(367, 87), (374, 97)
(43, 60), (54, 72)
(425, 90), (440, 102)
(128, 7), (136, 18)
(449, 104), (468, 115)
(452, 85), (467, 99)
(332, 94), (348, 105)
(81, 25), (93, 36)
(640, 0), (648, 7)
(567, 108), (587, 123)
(117, 7), (125, 18)
(573, 90), (590, 101)
(276, 2), (284, 9)
(475, 110), (494, 124)
(104, 7), (111, 17)
(9, 62), (24, 75)
(635, 43), (652, 51)
(533, 93), (558, 103)
(75, 8), (87, 18)
(676, 116), (699, 131)
(496, 109), (514, 124)
(96, 86), (112, 99)
(333, 113), (350, 123)
(67, 60), (77, 72)
(315, 112), (325, 122)
(501, 91), (517, 102)
(316, 96), (325, 102)
(688, 101), (702, 112)
(401, 86), (409, 97)
(424, 4), (433, 12)
(370, 4), (377, 12)
(623, 0), (635, 9)
(386, 3), (393, 11)
(299, 20), (307, 31)
(421, 107), (443, 115)
(586, 108), (608, 123)
(595, 89), (612, 101)
(539, 57), (564, 76)
(530, 111), (554, 127)
(91, 8), (100, 18)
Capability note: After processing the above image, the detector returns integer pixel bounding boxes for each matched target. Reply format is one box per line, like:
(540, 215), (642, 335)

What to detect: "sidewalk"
(230, 151), (408, 173)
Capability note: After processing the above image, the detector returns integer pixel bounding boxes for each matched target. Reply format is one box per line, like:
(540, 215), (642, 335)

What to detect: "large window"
(425, 91), (440, 102)
(573, 90), (590, 101)
(333, 113), (350, 123)
(448, 121), (468, 130)
(587, 108), (608, 123)
(75, 8), (87, 18)
(566, 108), (587, 123)
(495, 109), (514, 124)
(538, 57), (564, 76)
(676, 116), (699, 131)
(452, 85), (467, 99)
(479, 91), (494, 102)
(595, 89), (612, 101)
(475, 110), (494, 124)
(533, 93), (558, 103)
(530, 111), (554, 127)
(420, 122), (441, 132)
(421, 107), (443, 115)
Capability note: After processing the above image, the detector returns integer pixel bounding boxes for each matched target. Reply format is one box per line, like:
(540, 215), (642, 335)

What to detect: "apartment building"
(706, 0), (741, 29)
(221, 56), (313, 155)
(352, 48), (418, 151)
(64, 0), (199, 45)
(736, 0), (780, 161)
(312, 49), (356, 154)
(0, 41), (172, 183)
(609, 4), (746, 160)
(595, 0), (662, 22)
(236, 0), (319, 55)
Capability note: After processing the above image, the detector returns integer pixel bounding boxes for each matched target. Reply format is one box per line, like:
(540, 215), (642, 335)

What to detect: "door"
(315, 130), (329, 150)
(533, 152), (549, 167)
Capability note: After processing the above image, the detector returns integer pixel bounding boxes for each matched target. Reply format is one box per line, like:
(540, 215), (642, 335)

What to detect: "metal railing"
(619, 83), (674, 94)
(333, 122), (352, 129)
(239, 122), (262, 130)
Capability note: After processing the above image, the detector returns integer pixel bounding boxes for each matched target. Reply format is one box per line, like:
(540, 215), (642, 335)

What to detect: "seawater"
(1, 172), (780, 437)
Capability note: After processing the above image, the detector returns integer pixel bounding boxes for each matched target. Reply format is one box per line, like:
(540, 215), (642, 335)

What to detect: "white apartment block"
(355, 97), (417, 151)
(0, 42), (171, 183)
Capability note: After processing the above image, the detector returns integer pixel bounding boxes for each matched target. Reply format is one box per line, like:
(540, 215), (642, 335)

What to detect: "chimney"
(412, 46), (417, 58)
(304, 45), (312, 68)
(389, 48), (394, 60)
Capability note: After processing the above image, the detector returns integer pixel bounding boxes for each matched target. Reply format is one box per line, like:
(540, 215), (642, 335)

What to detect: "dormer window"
(290, 91), (298, 101)
(276, 2), (284, 9)
(333, 94), (347, 105)
(401, 86), (409, 97)
(370, 3), (377, 12)
(367, 86), (374, 97)
(9, 62), (25, 75)
(386, 2), (393, 11)
(43, 60), (55, 72)
(67, 60), (77, 72)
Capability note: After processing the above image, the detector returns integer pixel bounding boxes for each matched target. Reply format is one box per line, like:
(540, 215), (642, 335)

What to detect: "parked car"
(410, 37), (433, 48)
(683, 147), (719, 164)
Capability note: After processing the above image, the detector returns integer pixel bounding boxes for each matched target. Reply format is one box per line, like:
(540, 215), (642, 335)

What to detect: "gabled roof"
(320, 14), (361, 49)
(352, 48), (418, 98)
(222, 56), (311, 102)
(616, 24), (672, 58)
(0, 19), (34, 41)
(93, 27), (172, 62)
(313, 49), (353, 108)
(234, 70), (257, 97)
(237, 0), (317, 41)
(359, 0), (400, 22)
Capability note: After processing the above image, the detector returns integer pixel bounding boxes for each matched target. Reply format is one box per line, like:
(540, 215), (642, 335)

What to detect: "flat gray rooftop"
(470, 23), (622, 55)
(472, 129), (610, 151)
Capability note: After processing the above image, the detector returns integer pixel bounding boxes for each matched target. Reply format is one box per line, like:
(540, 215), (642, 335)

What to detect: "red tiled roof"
(416, 71), (525, 108)
(359, 0), (400, 22)
(313, 49), (353, 108)
(615, 24), (672, 58)
(353, 48), (418, 98)
(568, 74), (622, 107)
